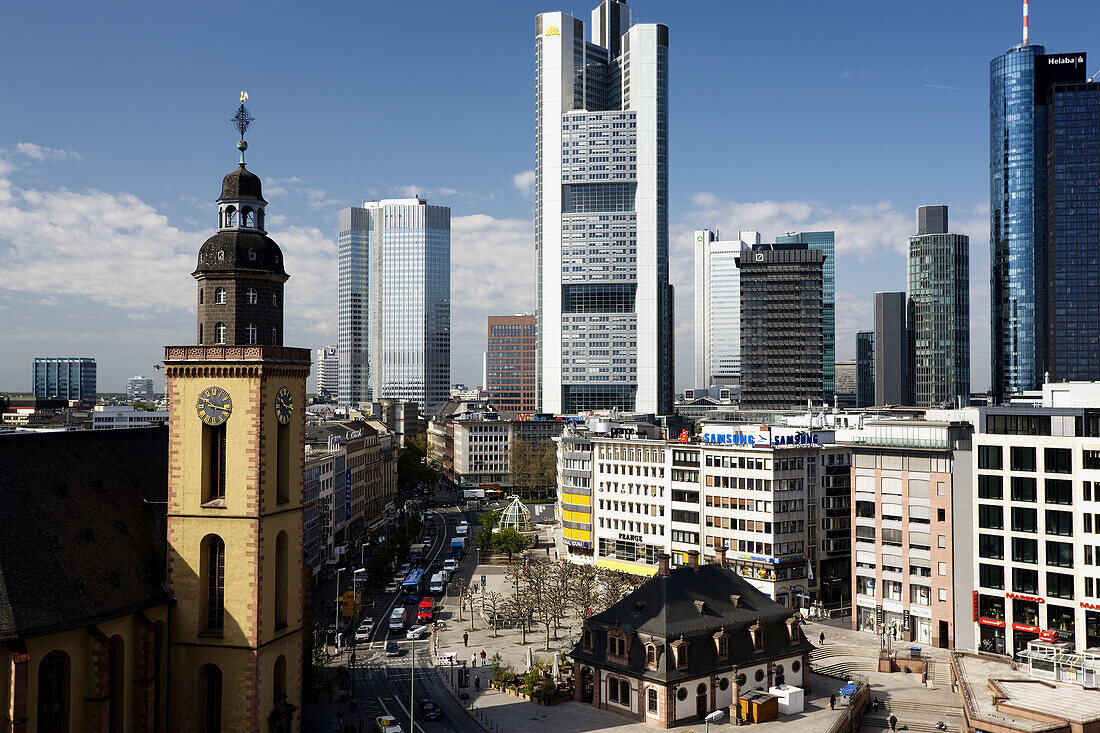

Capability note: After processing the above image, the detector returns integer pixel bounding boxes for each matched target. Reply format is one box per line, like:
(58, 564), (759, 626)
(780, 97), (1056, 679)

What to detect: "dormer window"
(644, 643), (660, 670)
(582, 629), (593, 652)
(249, 250), (257, 262)
(607, 629), (627, 659)
(670, 639), (688, 670)
(713, 630), (730, 660)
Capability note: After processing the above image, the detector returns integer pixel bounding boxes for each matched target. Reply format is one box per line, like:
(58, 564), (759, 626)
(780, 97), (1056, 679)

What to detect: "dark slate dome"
(194, 229), (287, 279)
(220, 164), (267, 203)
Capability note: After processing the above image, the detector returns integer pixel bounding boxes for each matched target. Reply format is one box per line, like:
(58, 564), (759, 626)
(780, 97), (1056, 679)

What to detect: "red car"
(417, 596), (435, 622)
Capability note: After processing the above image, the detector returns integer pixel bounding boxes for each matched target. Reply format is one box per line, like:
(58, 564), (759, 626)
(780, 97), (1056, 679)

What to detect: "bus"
(402, 570), (425, 604)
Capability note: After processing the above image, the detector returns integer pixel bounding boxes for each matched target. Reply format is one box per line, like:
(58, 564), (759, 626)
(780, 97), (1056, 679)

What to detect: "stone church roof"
(195, 229), (287, 279)
(0, 427), (172, 642)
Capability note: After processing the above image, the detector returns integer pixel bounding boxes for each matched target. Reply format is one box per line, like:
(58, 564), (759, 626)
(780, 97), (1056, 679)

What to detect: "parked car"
(355, 618), (374, 643)
(417, 698), (442, 721)
(385, 641), (400, 656)
(384, 581), (400, 594)
(406, 625), (430, 640)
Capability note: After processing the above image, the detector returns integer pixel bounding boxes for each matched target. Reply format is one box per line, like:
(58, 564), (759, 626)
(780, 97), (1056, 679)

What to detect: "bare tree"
(482, 590), (506, 638)
(598, 568), (643, 609)
(564, 564), (601, 622)
(504, 560), (535, 645)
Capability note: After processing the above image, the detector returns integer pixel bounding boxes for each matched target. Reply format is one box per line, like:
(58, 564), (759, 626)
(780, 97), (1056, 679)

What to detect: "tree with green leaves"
(509, 438), (557, 500)
(397, 432), (435, 489)
(491, 527), (528, 560)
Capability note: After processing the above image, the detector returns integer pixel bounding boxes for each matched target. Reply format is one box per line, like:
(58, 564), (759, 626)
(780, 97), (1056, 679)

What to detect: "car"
(375, 715), (404, 732)
(417, 698), (442, 721)
(385, 641), (400, 656)
(384, 581), (400, 594)
(431, 559), (443, 570)
(398, 563), (411, 575)
(443, 559), (457, 573)
(405, 624), (430, 640)
(354, 618), (374, 643)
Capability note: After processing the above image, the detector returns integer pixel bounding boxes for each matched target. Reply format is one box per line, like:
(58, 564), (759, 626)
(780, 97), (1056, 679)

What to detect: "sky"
(1, 0), (1098, 396)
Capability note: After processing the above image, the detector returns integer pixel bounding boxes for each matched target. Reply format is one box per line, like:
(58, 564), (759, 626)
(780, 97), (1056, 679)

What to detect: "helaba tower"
(989, 1), (1087, 400)
(535, 0), (674, 415)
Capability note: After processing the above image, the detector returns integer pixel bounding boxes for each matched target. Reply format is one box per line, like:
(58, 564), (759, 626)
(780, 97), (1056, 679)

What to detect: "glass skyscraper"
(337, 198), (450, 414)
(33, 357), (96, 401)
(1046, 80), (1100, 381)
(989, 42), (1087, 400)
(776, 231), (835, 398)
(693, 229), (758, 388)
(535, 0), (673, 415)
(907, 206), (970, 407)
(856, 331), (875, 408)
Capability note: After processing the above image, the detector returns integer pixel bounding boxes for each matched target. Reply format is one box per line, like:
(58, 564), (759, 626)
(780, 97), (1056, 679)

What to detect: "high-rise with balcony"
(535, 0), (673, 415)
(776, 231), (836, 399)
(338, 198), (450, 413)
(990, 30), (1087, 400)
(908, 206), (970, 407)
(694, 229), (758, 389)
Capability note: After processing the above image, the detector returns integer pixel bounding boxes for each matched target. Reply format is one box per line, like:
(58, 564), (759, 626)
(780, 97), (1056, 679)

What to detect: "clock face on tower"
(196, 386), (233, 426)
(275, 386), (293, 425)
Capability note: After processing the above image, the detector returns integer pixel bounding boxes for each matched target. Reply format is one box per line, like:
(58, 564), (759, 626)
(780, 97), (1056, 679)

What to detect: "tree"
(565, 564), (601, 621)
(598, 568), (644, 610)
(479, 509), (501, 528)
(509, 438), (557, 500)
(491, 528), (528, 560)
(523, 558), (566, 651)
(398, 432), (435, 490)
(482, 590), (506, 637)
(505, 560), (536, 645)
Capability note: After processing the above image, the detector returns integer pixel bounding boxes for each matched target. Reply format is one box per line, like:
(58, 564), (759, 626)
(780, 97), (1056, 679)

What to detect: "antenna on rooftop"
(1022, 0), (1029, 45)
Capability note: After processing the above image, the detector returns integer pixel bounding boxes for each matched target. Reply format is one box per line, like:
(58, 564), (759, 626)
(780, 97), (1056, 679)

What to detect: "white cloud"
(264, 176), (345, 210)
(512, 170), (536, 197)
(14, 142), (82, 161)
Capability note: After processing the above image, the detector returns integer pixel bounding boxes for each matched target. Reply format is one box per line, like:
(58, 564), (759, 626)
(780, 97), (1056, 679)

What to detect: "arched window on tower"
(246, 323), (257, 345)
(214, 288), (227, 304)
(273, 656), (287, 704)
(224, 206), (236, 227)
(275, 531), (288, 628)
(201, 535), (225, 634)
(271, 327), (277, 344)
(37, 650), (70, 733)
(214, 322), (227, 344)
(242, 207), (254, 228)
(257, 208), (265, 230)
(107, 636), (124, 733)
(198, 664), (222, 733)
(247, 288), (257, 305)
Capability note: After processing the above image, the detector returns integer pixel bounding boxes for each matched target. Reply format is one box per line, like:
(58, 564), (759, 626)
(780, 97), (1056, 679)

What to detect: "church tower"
(164, 102), (306, 732)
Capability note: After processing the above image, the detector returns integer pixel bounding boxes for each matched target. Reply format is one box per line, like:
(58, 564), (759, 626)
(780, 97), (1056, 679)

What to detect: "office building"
(874, 292), (908, 405)
(857, 331), (875, 408)
(535, 0), (674, 415)
(737, 243), (824, 410)
(338, 198), (451, 413)
(92, 404), (169, 430)
(842, 416), (974, 649)
(126, 374), (155, 402)
(990, 36), (1087, 400)
(694, 230), (759, 388)
(908, 206), (970, 407)
(835, 362), (857, 409)
(485, 315), (537, 417)
(33, 357), (96, 402)
(316, 345), (338, 399)
(1046, 81), (1100, 381)
(973, 383), (1100, 656)
(776, 231), (836, 398)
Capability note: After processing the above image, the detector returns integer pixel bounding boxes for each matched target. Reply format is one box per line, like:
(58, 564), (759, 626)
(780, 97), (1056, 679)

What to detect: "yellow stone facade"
(164, 345), (308, 732)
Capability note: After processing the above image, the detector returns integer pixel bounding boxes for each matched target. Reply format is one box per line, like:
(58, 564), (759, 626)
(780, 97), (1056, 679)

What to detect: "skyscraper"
(315, 345), (338, 399)
(338, 198), (450, 413)
(990, 30), (1086, 400)
(737, 242), (824, 410)
(873, 291), (909, 405)
(694, 229), (759, 388)
(856, 331), (875, 408)
(535, 0), (673, 415)
(776, 231), (836, 398)
(908, 206), (970, 407)
(33, 357), (96, 402)
(485, 315), (537, 417)
(126, 374), (155, 401)
(1046, 80), (1100, 381)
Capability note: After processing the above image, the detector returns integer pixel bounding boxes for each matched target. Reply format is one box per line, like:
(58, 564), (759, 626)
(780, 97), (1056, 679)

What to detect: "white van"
(388, 607), (409, 632)
(455, 522), (469, 536)
(429, 572), (445, 594)
(443, 558), (457, 573)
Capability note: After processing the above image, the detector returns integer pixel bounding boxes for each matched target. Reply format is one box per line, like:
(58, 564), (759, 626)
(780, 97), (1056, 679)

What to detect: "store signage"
(544, 25), (560, 36)
(972, 591), (979, 623)
(902, 610), (910, 632)
(875, 605), (883, 627)
(1080, 601), (1100, 611)
(1012, 622), (1041, 634)
(618, 533), (642, 543)
(978, 617), (1005, 628)
(701, 430), (819, 448)
(1006, 592), (1045, 604)
(772, 433), (820, 447)
(735, 552), (774, 564)
(610, 428), (638, 439)
(703, 432), (757, 446)
(1039, 630), (1058, 642)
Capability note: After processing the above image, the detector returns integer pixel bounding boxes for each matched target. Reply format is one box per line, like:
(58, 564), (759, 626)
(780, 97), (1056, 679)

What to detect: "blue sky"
(1, 0), (1097, 395)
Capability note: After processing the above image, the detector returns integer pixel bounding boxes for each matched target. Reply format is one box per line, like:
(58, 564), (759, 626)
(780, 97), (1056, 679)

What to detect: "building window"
(199, 288), (204, 305)
(203, 423), (226, 504)
(979, 534), (1003, 559)
(1010, 507), (1036, 533)
(214, 322), (227, 344)
(1046, 541), (1073, 568)
(247, 288), (257, 304)
(979, 563), (1004, 590)
(1045, 479), (1072, 505)
(273, 655), (287, 704)
(1047, 572), (1075, 600)
(246, 323), (257, 344)
(275, 531), (288, 629)
(1044, 448), (1071, 474)
(1012, 537), (1037, 564)
(242, 207), (254, 227)
(1045, 510), (1073, 536)
(214, 287), (227, 304)
(620, 680), (630, 707)
(202, 535), (226, 633)
(272, 327), (277, 344)
(276, 422), (290, 504)
(199, 664), (222, 733)
(1012, 567), (1039, 595)
(645, 643), (657, 667)
(1010, 446), (1036, 472)
(677, 687), (688, 701)
(978, 445), (1003, 470)
(978, 505), (1003, 530)
(272, 293), (278, 306)
(647, 688), (657, 713)
(224, 206), (236, 227)
(608, 676), (619, 703)
(1011, 476), (1037, 502)
(37, 650), (70, 733)
(978, 475), (1003, 499)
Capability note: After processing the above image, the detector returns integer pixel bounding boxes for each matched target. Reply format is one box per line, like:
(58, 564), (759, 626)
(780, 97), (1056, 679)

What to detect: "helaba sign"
(1046, 54), (1085, 66)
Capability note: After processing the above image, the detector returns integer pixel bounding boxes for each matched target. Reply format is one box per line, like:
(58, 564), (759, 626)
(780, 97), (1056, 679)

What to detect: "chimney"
(657, 553), (671, 576)
(715, 546), (727, 568)
(687, 550), (700, 570)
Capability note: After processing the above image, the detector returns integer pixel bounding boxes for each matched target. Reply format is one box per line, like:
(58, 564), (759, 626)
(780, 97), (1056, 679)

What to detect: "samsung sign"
(702, 431), (819, 448)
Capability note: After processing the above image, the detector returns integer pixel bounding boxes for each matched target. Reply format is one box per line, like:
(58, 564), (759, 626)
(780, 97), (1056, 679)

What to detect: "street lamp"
(408, 634), (417, 733)
(705, 709), (726, 733)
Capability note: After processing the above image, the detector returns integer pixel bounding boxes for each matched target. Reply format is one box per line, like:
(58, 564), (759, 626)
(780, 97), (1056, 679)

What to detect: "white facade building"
(125, 375), (155, 402)
(316, 345), (338, 399)
(535, 0), (673, 416)
(693, 230), (759, 388)
(92, 405), (169, 430)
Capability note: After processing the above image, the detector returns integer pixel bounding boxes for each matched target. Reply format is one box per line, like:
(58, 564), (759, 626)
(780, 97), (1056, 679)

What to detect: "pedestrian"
(819, 631), (825, 645)
(872, 696), (880, 712)
(463, 631), (469, 647)
(889, 714), (898, 731)
(474, 675), (481, 691)
(829, 694), (836, 710)
(481, 650), (486, 662)
(472, 653), (477, 668)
